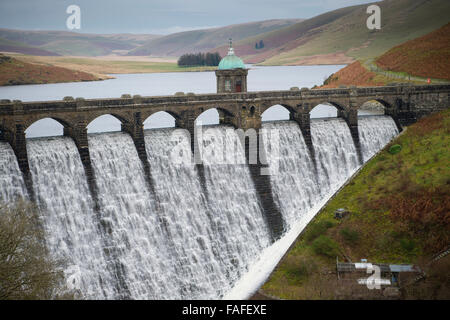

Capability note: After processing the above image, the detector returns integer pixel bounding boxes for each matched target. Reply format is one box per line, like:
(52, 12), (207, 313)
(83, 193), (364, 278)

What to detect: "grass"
(0, 54), (105, 86)
(261, 109), (450, 299)
(9, 54), (216, 75)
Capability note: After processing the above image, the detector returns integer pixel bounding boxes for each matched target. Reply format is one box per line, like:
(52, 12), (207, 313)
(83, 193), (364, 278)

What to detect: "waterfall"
(0, 142), (27, 203)
(143, 127), (271, 299)
(200, 126), (272, 292)
(261, 121), (320, 227)
(358, 115), (399, 161)
(88, 132), (178, 299)
(311, 118), (360, 196)
(260, 118), (360, 232)
(0, 115), (399, 300)
(26, 137), (113, 299)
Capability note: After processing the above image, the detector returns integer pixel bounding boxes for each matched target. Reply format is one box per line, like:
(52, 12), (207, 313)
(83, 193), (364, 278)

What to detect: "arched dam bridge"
(1, 83), (449, 240)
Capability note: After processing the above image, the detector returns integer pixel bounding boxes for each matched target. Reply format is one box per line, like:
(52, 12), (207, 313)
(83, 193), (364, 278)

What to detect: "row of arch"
(20, 100), (387, 138)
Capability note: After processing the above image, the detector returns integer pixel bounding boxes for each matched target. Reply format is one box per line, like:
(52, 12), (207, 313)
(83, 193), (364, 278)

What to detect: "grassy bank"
(8, 54), (216, 75)
(0, 54), (108, 86)
(260, 109), (450, 299)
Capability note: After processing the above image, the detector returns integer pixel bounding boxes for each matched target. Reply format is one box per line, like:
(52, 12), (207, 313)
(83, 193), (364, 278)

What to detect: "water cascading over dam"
(0, 115), (399, 299)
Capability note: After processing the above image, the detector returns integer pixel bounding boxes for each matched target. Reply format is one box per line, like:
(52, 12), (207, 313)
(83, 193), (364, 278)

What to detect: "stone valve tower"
(215, 38), (248, 93)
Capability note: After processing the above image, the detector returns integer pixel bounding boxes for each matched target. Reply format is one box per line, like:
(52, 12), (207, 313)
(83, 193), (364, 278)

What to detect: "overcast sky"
(0, 0), (379, 34)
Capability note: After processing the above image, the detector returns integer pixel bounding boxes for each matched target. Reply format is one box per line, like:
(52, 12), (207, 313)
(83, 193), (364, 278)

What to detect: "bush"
(340, 227), (360, 245)
(400, 238), (417, 253)
(389, 144), (402, 154)
(311, 235), (340, 258)
(0, 200), (76, 300)
(284, 256), (317, 284)
(305, 220), (335, 242)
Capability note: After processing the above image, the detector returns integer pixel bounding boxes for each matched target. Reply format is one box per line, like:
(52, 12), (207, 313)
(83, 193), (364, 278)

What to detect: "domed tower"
(216, 39), (248, 93)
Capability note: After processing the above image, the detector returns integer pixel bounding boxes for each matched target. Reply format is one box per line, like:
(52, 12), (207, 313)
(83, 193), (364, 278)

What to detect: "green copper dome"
(218, 40), (245, 70)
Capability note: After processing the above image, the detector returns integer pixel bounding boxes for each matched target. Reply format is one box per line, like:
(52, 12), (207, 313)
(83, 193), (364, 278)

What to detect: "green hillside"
(128, 19), (301, 56)
(261, 109), (450, 299)
(221, 0), (450, 65)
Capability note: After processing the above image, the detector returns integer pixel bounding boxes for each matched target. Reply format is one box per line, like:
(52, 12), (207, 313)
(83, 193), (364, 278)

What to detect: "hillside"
(321, 22), (450, 88)
(127, 19), (301, 56)
(218, 0), (450, 65)
(321, 61), (383, 88)
(0, 29), (158, 57)
(375, 22), (450, 80)
(260, 109), (450, 299)
(8, 54), (217, 75)
(0, 54), (106, 86)
(0, 37), (59, 56)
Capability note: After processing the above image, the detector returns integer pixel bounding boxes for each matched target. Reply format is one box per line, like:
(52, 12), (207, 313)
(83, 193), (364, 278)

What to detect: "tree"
(259, 40), (265, 49)
(255, 42), (259, 49)
(0, 200), (76, 300)
(177, 52), (221, 67)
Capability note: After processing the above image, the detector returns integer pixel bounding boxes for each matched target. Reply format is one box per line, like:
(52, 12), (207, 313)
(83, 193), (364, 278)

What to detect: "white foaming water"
(0, 142), (27, 202)
(260, 121), (320, 227)
(144, 127), (271, 299)
(358, 116), (399, 162)
(0, 115), (399, 300)
(88, 132), (177, 299)
(26, 137), (113, 299)
(311, 118), (360, 194)
(200, 126), (272, 291)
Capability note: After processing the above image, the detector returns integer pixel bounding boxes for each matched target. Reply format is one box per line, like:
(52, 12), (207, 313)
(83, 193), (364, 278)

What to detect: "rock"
(334, 208), (350, 219)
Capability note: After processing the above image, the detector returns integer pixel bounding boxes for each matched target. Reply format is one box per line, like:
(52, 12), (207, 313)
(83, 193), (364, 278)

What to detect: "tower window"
(236, 80), (242, 92)
(225, 79), (231, 91)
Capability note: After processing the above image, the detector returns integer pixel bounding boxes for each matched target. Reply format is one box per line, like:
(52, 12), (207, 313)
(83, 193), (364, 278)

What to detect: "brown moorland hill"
(320, 61), (383, 88)
(375, 22), (450, 80)
(0, 54), (103, 86)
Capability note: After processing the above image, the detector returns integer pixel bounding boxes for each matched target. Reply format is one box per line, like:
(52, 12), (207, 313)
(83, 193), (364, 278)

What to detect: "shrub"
(389, 144), (402, 154)
(284, 256), (317, 284)
(400, 238), (416, 253)
(340, 227), (360, 244)
(305, 220), (335, 242)
(0, 200), (77, 299)
(311, 235), (340, 258)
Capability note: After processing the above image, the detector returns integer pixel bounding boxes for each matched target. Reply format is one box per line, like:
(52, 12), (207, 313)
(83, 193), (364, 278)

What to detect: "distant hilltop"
(320, 22), (450, 88)
(1, 0), (449, 67)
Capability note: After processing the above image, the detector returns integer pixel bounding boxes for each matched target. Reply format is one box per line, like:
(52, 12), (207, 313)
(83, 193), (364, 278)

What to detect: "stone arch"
(142, 109), (181, 123)
(195, 106), (236, 126)
(261, 104), (296, 122)
(260, 103), (296, 117)
(23, 116), (72, 132)
(143, 111), (178, 129)
(360, 98), (402, 131)
(24, 116), (72, 138)
(86, 113), (129, 133)
(309, 101), (345, 119)
(357, 99), (389, 116)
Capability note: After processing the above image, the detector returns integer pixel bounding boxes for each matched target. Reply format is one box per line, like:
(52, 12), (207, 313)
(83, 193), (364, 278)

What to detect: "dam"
(0, 49), (449, 298)
(1, 114), (400, 299)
